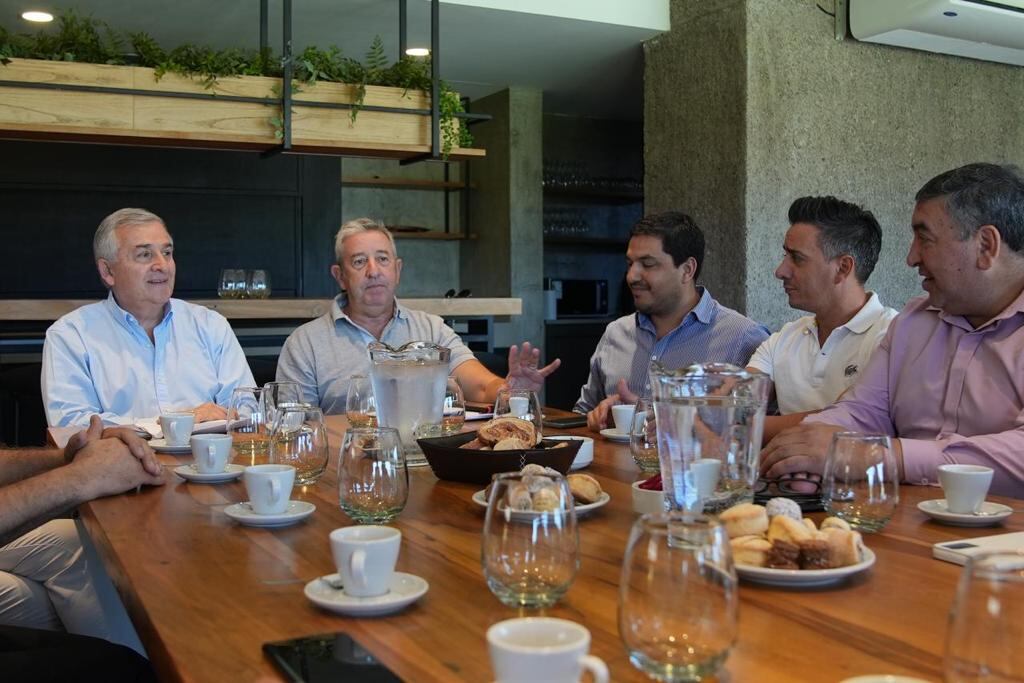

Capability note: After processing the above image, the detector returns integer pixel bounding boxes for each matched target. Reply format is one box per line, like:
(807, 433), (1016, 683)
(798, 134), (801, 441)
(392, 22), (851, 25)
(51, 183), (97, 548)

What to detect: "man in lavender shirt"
(762, 163), (1024, 498)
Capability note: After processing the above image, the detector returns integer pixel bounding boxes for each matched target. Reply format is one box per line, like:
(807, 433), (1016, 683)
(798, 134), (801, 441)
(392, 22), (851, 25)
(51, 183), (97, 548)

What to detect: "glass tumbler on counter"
(482, 472), (579, 608)
(269, 404), (329, 485)
(246, 269), (271, 299)
(619, 514), (738, 682)
(821, 432), (899, 532)
(228, 387), (269, 467)
(218, 269), (247, 299)
(338, 427), (408, 524)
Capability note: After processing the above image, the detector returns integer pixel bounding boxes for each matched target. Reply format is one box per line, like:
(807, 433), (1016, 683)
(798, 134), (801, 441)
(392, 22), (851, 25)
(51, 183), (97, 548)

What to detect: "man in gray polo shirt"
(277, 218), (559, 413)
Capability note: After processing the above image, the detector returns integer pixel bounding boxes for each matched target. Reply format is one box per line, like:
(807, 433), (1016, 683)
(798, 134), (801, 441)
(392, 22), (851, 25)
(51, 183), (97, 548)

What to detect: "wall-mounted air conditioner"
(850, 0), (1024, 67)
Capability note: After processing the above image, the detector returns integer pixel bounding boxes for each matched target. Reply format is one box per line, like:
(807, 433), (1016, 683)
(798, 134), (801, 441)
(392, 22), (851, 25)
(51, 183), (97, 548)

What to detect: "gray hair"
(94, 208), (168, 261)
(334, 218), (397, 263)
(915, 163), (1024, 253)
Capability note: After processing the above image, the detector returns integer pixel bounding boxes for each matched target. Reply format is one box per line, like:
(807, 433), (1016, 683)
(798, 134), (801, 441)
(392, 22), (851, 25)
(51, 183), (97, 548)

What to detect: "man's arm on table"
(454, 342), (560, 403)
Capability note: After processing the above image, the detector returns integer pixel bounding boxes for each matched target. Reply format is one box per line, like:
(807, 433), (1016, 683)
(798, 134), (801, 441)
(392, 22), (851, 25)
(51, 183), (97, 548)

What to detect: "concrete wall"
(647, 0), (1024, 330)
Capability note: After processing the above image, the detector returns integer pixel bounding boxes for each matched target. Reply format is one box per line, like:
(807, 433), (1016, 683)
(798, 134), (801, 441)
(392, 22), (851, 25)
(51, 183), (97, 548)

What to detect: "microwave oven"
(554, 279), (609, 317)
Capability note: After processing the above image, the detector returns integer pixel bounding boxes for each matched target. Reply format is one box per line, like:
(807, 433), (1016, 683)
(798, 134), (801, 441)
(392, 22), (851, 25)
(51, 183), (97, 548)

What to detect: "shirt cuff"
(899, 437), (942, 486)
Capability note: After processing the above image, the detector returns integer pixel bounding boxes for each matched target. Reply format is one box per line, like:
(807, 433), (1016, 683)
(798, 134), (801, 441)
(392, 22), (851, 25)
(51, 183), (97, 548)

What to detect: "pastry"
(567, 473), (603, 504)
(521, 464), (560, 478)
(522, 474), (555, 494)
(731, 536), (772, 567)
(765, 497), (802, 522)
(802, 518), (817, 532)
(494, 437), (531, 451)
(766, 539), (800, 569)
(822, 527), (863, 567)
(531, 487), (561, 512)
(505, 482), (532, 511)
(478, 417), (536, 446)
(798, 538), (831, 569)
(767, 514), (814, 545)
(460, 437), (487, 450)
(720, 503), (769, 538)
(820, 516), (851, 532)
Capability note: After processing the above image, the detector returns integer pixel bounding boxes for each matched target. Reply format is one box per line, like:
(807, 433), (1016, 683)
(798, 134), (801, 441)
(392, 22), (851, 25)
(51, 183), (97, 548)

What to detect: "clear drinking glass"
(821, 432), (899, 532)
(246, 269), (271, 299)
(338, 427), (408, 524)
(945, 551), (1024, 682)
(493, 389), (543, 443)
(619, 514), (738, 682)
(217, 269), (234, 299)
(346, 375), (378, 429)
(227, 387), (269, 467)
(269, 404), (329, 485)
(442, 377), (466, 435)
(482, 472), (579, 608)
(263, 380), (302, 431)
(630, 396), (660, 473)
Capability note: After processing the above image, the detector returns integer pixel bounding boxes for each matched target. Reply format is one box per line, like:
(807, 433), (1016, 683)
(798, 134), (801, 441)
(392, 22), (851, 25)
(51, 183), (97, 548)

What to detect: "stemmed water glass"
(346, 375), (377, 428)
(338, 427), (408, 524)
(821, 432), (899, 532)
(619, 514), (738, 682)
(442, 377), (466, 435)
(630, 396), (660, 473)
(227, 387), (268, 467)
(269, 404), (329, 485)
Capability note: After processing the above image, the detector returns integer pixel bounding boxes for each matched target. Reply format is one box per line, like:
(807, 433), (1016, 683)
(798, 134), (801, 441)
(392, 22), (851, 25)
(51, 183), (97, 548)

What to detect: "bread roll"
(767, 514), (814, 545)
(720, 503), (769, 538)
(731, 536), (772, 567)
(494, 437), (531, 451)
(822, 527), (863, 567)
(505, 482), (532, 511)
(567, 473), (603, 504)
(820, 516), (851, 532)
(478, 417), (536, 446)
(531, 487), (561, 512)
(460, 437), (486, 450)
(802, 518), (817, 532)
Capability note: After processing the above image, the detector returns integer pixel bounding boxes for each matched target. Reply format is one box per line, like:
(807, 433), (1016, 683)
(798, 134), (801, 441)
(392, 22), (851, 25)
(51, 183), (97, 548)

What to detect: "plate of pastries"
(417, 417), (582, 485)
(721, 498), (875, 587)
(472, 464), (609, 521)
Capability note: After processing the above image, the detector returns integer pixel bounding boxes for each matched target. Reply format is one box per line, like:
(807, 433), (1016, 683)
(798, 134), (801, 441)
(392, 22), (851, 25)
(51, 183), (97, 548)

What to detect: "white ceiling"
(0, 0), (668, 120)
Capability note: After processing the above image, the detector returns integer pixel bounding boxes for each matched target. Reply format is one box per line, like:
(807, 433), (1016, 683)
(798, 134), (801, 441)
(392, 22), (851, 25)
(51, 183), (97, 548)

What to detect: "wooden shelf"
(543, 187), (643, 203)
(544, 236), (627, 249)
(342, 177), (469, 190)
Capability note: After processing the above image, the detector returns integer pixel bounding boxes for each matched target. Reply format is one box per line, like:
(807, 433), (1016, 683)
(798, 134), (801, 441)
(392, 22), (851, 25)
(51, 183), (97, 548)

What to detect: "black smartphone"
(263, 632), (402, 683)
(543, 415), (588, 429)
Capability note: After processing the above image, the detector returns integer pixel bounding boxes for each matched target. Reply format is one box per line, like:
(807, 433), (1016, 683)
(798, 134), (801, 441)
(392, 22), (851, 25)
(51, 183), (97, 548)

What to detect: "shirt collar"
(103, 292), (173, 331)
(934, 285), (1024, 332)
(841, 292), (885, 334)
(636, 286), (715, 334)
(331, 293), (406, 325)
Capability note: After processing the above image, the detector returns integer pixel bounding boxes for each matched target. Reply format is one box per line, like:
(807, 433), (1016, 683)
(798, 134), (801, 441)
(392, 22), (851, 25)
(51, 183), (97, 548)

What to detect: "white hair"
(94, 208), (168, 261)
(334, 218), (397, 263)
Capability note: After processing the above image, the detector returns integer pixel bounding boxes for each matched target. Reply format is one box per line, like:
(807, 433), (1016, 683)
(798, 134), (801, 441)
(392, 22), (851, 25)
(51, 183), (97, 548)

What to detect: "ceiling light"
(405, 48), (430, 57)
(21, 10), (53, 22)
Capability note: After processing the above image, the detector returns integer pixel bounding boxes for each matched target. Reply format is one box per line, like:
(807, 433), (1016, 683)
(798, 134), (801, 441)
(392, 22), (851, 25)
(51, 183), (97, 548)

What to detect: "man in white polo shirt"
(748, 196), (898, 443)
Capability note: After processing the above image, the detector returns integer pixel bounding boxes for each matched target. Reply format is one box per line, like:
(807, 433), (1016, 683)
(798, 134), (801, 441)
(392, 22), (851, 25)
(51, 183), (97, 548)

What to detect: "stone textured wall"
(648, 0), (1024, 330)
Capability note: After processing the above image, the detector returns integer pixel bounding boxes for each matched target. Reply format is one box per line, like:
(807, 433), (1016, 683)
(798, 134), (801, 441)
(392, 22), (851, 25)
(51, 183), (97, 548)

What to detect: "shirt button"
(919, 478), (930, 485)
(651, 355), (657, 360)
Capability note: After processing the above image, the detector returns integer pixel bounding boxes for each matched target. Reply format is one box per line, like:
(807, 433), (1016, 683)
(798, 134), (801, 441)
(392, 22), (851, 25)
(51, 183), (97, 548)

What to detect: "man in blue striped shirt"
(574, 212), (769, 431)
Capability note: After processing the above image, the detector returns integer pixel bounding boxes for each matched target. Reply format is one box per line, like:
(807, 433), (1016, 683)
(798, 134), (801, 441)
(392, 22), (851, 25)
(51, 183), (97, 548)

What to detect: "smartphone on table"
(264, 632), (402, 682)
(543, 414), (588, 429)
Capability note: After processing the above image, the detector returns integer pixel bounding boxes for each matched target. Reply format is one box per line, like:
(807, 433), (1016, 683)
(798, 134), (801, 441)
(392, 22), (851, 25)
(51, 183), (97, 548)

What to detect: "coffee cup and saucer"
(304, 526), (428, 617)
(151, 412), (196, 453)
(917, 464), (1012, 526)
(598, 404), (635, 443)
(224, 465), (315, 528)
(174, 434), (244, 483)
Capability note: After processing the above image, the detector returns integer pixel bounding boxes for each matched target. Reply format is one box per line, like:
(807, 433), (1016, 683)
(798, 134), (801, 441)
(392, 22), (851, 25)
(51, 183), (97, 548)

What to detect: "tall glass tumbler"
(228, 387), (269, 467)
(338, 428), (408, 524)
(482, 472), (579, 608)
(821, 432), (899, 532)
(619, 514), (738, 682)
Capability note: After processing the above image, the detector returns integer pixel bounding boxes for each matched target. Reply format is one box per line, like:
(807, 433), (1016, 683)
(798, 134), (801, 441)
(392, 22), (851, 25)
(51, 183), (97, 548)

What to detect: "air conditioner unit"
(850, 0), (1024, 67)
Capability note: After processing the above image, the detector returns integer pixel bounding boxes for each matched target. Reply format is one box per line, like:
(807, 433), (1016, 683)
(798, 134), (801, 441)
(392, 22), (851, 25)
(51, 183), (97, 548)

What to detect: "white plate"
(545, 435), (594, 470)
(224, 500), (316, 528)
(918, 498), (1013, 526)
(304, 572), (428, 617)
(465, 410), (494, 421)
(150, 438), (192, 454)
(472, 490), (610, 519)
(599, 428), (630, 443)
(174, 464), (244, 484)
(736, 548), (876, 587)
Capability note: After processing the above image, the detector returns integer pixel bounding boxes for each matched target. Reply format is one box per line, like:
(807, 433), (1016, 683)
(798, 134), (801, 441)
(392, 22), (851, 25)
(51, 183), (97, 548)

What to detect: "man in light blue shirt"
(574, 212), (769, 431)
(42, 208), (254, 427)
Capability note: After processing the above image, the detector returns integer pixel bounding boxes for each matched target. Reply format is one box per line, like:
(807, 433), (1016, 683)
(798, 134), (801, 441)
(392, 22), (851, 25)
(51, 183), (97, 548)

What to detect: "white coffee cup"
(190, 434), (232, 474)
(488, 617), (609, 683)
(938, 464), (994, 514)
(611, 403), (636, 434)
(692, 458), (722, 499)
(330, 526), (401, 598)
(244, 464), (295, 515)
(509, 396), (530, 417)
(160, 412), (195, 447)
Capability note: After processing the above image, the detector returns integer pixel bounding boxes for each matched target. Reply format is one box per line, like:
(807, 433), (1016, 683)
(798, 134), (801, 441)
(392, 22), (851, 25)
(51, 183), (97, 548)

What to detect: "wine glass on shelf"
(493, 389), (543, 444)
(218, 269), (245, 299)
(442, 377), (466, 435)
(346, 375), (377, 428)
(246, 269), (271, 299)
(269, 404), (329, 485)
(227, 387), (268, 467)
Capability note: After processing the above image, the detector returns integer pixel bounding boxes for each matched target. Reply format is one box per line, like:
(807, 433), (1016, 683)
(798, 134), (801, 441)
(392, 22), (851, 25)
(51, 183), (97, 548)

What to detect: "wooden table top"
(78, 416), (1024, 683)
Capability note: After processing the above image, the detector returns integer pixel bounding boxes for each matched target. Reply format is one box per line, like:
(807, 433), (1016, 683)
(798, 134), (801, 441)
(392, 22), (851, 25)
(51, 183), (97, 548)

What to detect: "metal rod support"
(399, 0), (408, 59)
(259, 0), (268, 54)
(430, 0), (440, 158)
(281, 0), (293, 151)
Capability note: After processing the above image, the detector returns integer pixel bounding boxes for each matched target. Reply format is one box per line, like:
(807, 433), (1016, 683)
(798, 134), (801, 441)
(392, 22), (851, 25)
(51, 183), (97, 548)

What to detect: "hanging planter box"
(0, 58), (484, 159)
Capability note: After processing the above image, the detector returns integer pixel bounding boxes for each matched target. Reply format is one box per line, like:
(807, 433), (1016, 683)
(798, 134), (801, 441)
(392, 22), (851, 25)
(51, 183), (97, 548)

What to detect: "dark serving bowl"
(416, 431), (582, 485)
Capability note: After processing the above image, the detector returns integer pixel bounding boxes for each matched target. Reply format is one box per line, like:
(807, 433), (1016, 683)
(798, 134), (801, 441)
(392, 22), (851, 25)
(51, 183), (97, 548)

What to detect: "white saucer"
(224, 500), (316, 528)
(174, 464), (244, 484)
(304, 572), (428, 617)
(736, 548), (876, 587)
(472, 490), (610, 520)
(918, 498), (1013, 526)
(150, 438), (192, 454)
(599, 428), (630, 443)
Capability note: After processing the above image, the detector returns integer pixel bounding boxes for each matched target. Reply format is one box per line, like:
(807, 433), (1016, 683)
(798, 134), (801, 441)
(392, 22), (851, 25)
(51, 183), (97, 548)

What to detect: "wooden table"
(79, 417), (1023, 682)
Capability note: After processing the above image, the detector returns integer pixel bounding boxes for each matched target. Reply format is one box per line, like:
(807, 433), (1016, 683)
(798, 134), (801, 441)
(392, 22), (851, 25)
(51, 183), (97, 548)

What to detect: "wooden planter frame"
(0, 58), (485, 160)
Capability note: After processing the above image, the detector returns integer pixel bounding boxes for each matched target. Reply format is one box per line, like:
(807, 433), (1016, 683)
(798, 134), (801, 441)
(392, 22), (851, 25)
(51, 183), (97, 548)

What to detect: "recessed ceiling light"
(405, 48), (430, 57)
(21, 10), (54, 22)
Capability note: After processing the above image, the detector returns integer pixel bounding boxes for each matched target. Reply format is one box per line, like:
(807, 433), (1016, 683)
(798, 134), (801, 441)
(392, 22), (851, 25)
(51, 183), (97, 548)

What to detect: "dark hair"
(915, 163), (1024, 253)
(630, 211), (705, 279)
(788, 196), (882, 284)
